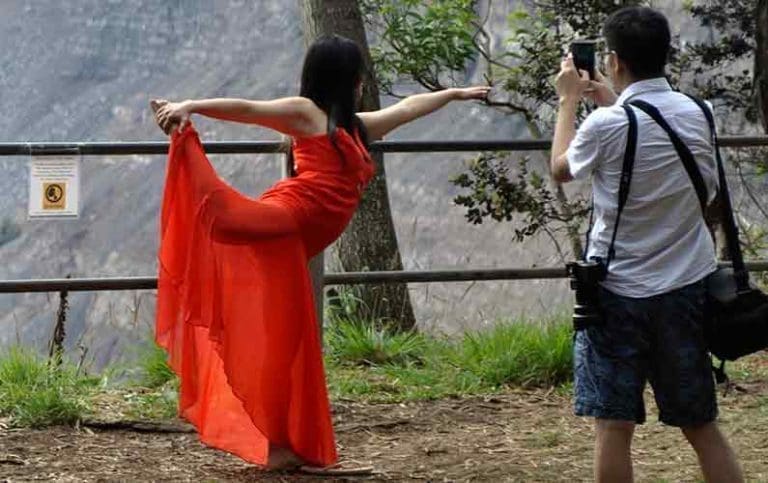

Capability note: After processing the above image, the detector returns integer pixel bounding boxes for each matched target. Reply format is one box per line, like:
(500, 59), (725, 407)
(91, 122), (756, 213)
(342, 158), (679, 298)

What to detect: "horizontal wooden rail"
(1, 261), (766, 294)
(0, 135), (766, 157)
(3, 137), (768, 323)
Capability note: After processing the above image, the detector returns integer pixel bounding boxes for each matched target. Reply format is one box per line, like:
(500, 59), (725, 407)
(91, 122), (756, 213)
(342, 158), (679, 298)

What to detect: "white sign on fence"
(28, 156), (81, 219)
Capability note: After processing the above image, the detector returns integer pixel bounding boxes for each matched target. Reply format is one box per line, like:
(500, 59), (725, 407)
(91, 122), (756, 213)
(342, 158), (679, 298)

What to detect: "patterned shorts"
(573, 280), (717, 427)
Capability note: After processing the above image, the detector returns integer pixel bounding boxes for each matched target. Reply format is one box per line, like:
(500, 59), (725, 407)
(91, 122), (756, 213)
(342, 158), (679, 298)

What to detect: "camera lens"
(568, 260), (605, 330)
(573, 304), (601, 331)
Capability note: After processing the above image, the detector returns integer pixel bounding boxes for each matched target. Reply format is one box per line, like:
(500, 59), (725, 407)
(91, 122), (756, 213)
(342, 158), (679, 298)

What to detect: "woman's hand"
(584, 69), (618, 107)
(451, 86), (492, 101)
(150, 99), (192, 135)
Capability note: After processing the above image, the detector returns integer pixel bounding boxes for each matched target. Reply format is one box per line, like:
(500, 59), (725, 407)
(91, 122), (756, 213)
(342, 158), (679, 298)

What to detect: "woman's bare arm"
(357, 86), (490, 140)
(152, 97), (325, 137)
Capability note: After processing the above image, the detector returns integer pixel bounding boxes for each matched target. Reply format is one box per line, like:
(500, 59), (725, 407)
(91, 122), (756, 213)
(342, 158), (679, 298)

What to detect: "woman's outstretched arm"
(357, 86), (490, 140)
(153, 97), (324, 137)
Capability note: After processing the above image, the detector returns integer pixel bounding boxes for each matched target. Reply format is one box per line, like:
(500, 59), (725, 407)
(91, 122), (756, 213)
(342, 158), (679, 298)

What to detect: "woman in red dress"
(151, 35), (488, 475)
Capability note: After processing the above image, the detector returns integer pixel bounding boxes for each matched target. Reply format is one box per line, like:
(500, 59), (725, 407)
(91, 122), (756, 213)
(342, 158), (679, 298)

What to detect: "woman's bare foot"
(264, 445), (305, 471)
(264, 445), (374, 475)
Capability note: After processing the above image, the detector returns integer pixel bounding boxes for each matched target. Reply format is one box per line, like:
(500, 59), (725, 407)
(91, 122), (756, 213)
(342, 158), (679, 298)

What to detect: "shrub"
(0, 347), (97, 427)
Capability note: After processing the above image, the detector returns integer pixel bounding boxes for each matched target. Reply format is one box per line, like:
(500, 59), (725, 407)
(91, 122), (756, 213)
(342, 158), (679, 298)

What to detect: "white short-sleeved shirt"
(566, 78), (718, 298)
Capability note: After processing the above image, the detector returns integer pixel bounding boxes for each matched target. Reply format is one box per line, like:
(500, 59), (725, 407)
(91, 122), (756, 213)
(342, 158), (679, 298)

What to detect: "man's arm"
(551, 98), (579, 183)
(550, 55), (592, 183)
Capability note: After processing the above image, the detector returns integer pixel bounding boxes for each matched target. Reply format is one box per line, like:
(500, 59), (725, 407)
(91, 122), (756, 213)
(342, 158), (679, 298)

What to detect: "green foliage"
(499, 1), (644, 121)
(0, 347), (98, 427)
(367, 0), (635, 125)
(364, 0), (640, 255)
(681, 1), (768, 258)
(452, 154), (588, 243)
(682, 0), (759, 124)
(364, 0), (478, 94)
(326, 315), (574, 402)
(135, 342), (176, 389)
(500, 7), (565, 120)
(734, 205), (768, 287)
(326, 286), (367, 323)
(366, 0), (767, 258)
(326, 319), (427, 366)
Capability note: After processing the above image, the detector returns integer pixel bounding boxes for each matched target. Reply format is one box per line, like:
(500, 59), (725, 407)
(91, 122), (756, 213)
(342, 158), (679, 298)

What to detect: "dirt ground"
(2, 380), (768, 482)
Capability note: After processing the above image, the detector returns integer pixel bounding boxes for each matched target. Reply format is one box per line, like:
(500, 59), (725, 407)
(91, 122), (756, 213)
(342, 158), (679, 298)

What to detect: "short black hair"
(603, 6), (671, 79)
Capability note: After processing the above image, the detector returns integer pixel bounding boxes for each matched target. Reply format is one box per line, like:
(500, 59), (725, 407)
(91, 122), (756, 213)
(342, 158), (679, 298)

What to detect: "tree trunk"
(300, 0), (416, 330)
(757, 0), (768, 133)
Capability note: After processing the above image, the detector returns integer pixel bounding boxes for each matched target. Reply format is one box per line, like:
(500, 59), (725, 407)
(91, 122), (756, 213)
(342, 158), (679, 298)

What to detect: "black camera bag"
(626, 96), (768, 363)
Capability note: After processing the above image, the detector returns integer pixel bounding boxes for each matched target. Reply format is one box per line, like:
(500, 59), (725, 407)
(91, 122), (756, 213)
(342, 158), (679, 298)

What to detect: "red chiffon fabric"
(155, 125), (374, 467)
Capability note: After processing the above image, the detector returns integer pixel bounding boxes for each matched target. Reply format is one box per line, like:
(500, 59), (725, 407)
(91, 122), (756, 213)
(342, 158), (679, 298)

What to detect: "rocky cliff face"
(0, 0), (595, 366)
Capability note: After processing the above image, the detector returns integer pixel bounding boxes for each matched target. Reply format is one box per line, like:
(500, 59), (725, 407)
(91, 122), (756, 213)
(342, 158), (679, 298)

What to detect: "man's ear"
(614, 56), (628, 81)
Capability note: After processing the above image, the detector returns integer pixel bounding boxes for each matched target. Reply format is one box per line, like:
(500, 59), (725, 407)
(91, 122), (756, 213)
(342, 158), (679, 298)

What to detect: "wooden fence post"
(48, 287), (69, 367)
(282, 150), (325, 333)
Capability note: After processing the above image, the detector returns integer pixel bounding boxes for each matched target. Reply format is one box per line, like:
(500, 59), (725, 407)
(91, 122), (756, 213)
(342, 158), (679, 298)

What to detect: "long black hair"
(299, 35), (370, 149)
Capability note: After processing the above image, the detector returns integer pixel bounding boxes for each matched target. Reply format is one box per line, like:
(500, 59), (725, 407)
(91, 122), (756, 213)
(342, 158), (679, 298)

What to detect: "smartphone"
(571, 40), (596, 80)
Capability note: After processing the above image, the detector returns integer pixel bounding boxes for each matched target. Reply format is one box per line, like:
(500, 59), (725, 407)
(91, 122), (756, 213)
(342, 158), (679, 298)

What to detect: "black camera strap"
(628, 98), (750, 292)
(603, 105), (639, 269)
(684, 95), (750, 291)
(627, 100), (708, 213)
(583, 195), (595, 260)
(613, 96), (748, 384)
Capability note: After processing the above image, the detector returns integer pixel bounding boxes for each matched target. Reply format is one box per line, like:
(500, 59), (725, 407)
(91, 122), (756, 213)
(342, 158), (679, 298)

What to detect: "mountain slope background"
(0, 1), (725, 367)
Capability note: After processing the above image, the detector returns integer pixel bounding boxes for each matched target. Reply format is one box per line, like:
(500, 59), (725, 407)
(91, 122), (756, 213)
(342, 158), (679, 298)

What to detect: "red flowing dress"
(155, 124), (374, 467)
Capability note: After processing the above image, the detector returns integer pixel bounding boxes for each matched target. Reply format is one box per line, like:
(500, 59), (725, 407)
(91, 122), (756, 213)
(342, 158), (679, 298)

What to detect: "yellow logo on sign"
(43, 182), (66, 210)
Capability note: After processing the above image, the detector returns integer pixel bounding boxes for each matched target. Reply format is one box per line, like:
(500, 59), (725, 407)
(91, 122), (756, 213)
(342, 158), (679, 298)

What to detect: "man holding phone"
(550, 6), (743, 482)
(571, 40), (597, 80)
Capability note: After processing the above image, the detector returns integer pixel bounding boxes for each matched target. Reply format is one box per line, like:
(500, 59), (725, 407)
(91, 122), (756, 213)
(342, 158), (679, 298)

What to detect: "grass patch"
(450, 319), (572, 387)
(0, 347), (98, 427)
(118, 340), (179, 420)
(326, 315), (573, 402)
(328, 361), (486, 401)
(135, 342), (176, 389)
(122, 385), (179, 420)
(0, 316), (574, 427)
(326, 320), (428, 366)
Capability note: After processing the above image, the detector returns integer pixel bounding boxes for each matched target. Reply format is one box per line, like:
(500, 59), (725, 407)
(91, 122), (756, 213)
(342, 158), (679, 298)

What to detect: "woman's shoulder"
(287, 97), (328, 136)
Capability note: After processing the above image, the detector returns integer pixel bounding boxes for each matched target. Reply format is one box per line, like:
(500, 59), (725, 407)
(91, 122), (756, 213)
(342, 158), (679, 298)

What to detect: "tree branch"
(735, 151), (768, 222)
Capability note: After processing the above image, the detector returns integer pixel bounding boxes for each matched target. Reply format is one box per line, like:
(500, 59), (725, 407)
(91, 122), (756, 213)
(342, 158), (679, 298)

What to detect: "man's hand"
(551, 54), (589, 184)
(555, 54), (591, 104)
(584, 69), (618, 107)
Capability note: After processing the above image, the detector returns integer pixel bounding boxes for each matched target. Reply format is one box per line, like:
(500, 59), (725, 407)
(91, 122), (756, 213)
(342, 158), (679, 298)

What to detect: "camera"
(566, 259), (607, 331)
